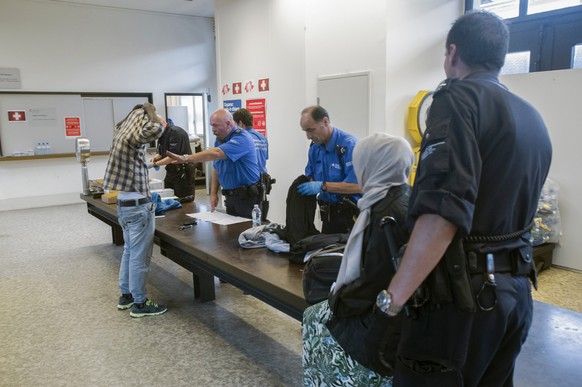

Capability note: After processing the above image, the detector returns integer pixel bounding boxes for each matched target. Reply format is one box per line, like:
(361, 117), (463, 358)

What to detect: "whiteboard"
(0, 93), (151, 156)
(317, 72), (370, 139)
(0, 94), (83, 155)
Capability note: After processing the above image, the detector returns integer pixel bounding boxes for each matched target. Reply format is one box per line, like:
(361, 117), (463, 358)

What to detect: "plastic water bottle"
(46, 142), (51, 154)
(252, 204), (262, 227)
(36, 142), (42, 155)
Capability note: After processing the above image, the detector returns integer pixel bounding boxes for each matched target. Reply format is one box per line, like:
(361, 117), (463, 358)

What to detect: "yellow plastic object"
(408, 146), (420, 185)
(407, 90), (433, 145)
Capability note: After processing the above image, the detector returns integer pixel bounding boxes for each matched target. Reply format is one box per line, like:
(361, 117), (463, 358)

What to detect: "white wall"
(0, 0), (216, 210)
(214, 0), (308, 223)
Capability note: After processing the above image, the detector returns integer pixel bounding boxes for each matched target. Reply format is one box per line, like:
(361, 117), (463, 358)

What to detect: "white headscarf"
(332, 133), (414, 293)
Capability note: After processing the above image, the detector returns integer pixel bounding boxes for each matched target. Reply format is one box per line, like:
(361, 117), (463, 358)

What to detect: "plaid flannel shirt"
(103, 108), (163, 197)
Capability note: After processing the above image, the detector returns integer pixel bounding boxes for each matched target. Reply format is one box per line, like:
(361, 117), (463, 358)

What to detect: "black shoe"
(130, 298), (168, 318)
(117, 293), (134, 310)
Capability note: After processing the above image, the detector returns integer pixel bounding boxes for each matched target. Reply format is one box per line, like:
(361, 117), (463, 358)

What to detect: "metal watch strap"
(376, 289), (403, 316)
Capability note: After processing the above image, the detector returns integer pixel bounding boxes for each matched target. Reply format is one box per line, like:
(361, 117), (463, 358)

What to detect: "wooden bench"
(81, 193), (309, 321)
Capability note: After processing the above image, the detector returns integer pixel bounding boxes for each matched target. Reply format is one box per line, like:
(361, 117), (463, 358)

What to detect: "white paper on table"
(186, 211), (249, 225)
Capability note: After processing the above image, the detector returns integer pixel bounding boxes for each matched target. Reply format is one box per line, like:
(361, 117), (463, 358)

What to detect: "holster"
(426, 234), (476, 313)
(515, 244), (538, 290)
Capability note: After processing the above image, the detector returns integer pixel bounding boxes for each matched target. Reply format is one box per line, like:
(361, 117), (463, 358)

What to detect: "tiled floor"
(533, 266), (582, 313)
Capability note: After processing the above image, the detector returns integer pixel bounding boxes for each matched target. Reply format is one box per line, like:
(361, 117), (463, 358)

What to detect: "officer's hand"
(297, 181), (323, 196)
(166, 151), (186, 164)
(210, 193), (218, 212)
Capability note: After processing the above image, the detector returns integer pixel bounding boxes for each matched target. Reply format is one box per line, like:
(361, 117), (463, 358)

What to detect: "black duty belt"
(118, 197), (151, 207)
(467, 250), (515, 274)
(222, 186), (248, 197)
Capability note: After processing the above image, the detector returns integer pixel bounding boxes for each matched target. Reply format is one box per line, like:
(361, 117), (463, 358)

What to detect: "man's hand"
(143, 103), (160, 123)
(210, 193), (219, 212)
(166, 151), (188, 164)
(297, 181), (323, 196)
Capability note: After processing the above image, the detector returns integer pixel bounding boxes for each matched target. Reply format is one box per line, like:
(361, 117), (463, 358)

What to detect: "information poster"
(246, 98), (266, 135)
(64, 116), (81, 137)
(223, 99), (241, 113)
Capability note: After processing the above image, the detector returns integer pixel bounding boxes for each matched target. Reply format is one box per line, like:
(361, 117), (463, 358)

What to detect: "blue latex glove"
(297, 181), (323, 196)
(146, 162), (160, 171)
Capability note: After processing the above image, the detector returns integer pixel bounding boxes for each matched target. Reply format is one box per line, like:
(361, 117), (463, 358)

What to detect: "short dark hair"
(233, 108), (253, 127)
(302, 105), (330, 123)
(446, 10), (509, 71)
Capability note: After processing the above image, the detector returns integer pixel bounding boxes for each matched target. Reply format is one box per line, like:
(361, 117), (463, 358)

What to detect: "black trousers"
(320, 204), (355, 234)
(164, 164), (196, 198)
(224, 195), (259, 219)
(394, 273), (533, 387)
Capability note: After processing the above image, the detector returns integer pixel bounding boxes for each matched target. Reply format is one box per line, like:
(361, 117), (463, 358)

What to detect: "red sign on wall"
(233, 82), (242, 95)
(258, 78), (269, 92)
(65, 116), (81, 137)
(246, 98), (266, 135)
(8, 110), (26, 122)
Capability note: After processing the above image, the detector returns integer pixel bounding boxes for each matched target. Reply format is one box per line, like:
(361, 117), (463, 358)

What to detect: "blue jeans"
(117, 202), (155, 304)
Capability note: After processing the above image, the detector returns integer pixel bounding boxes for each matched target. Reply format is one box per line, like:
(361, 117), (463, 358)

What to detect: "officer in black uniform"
(150, 117), (197, 202)
(376, 11), (552, 386)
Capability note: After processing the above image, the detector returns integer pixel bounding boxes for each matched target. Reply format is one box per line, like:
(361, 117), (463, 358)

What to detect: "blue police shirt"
(247, 128), (269, 173)
(304, 127), (361, 204)
(214, 128), (260, 190)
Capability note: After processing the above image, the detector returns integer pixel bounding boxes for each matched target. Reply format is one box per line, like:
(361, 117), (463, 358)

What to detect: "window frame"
(465, 1), (582, 72)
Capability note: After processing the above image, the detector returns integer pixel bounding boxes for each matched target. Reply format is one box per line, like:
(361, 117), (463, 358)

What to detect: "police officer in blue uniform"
(167, 108), (261, 219)
(233, 108), (273, 221)
(377, 11), (552, 386)
(298, 105), (362, 234)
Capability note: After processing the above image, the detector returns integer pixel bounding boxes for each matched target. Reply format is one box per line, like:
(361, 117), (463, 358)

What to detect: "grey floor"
(1, 202), (581, 386)
(0, 203), (302, 386)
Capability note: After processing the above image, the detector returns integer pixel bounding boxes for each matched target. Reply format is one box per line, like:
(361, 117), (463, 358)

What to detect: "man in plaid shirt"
(104, 102), (167, 318)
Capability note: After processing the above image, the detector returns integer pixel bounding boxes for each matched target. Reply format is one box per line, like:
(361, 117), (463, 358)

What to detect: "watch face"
(417, 92), (434, 138)
(376, 289), (390, 312)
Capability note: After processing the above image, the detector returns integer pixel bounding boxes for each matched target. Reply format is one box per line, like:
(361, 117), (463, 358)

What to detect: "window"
(466, 0), (582, 73)
(474, 0), (582, 18)
(501, 51), (531, 74)
(573, 44), (582, 67)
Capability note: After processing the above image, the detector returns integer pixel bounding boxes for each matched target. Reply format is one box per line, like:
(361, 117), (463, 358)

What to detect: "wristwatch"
(376, 289), (403, 316)
(321, 182), (328, 192)
(182, 154), (189, 164)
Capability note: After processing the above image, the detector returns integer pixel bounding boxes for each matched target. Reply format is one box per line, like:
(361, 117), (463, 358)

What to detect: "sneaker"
(129, 298), (168, 318)
(117, 293), (134, 310)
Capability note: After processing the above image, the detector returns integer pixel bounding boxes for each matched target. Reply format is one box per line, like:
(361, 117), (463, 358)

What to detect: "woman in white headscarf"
(303, 133), (414, 386)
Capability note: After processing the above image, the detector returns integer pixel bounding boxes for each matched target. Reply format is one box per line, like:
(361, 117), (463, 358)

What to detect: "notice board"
(0, 92), (151, 156)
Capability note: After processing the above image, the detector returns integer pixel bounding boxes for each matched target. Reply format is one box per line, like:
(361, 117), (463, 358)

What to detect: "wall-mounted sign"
(258, 78), (270, 92)
(0, 68), (21, 89)
(246, 98), (266, 135)
(8, 110), (27, 122)
(233, 82), (242, 95)
(244, 80), (255, 93)
(65, 116), (81, 137)
(221, 84), (231, 95)
(223, 99), (242, 113)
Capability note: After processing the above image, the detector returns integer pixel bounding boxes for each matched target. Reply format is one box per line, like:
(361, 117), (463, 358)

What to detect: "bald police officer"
(167, 108), (260, 218)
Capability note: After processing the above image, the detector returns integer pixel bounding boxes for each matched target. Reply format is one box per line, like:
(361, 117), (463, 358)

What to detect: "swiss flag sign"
(8, 111), (27, 122)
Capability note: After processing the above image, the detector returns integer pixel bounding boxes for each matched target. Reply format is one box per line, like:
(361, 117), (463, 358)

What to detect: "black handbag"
(302, 244), (345, 304)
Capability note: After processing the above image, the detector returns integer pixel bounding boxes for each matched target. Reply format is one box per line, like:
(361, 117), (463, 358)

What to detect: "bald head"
(210, 108), (236, 141)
